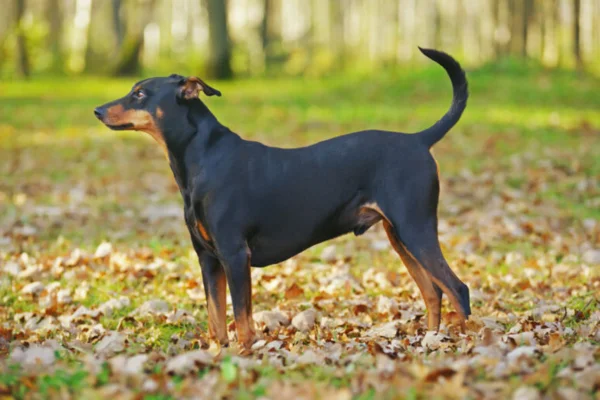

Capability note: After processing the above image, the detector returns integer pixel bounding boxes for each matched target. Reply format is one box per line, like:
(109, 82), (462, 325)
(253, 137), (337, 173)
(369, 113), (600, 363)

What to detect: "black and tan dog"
(94, 47), (470, 352)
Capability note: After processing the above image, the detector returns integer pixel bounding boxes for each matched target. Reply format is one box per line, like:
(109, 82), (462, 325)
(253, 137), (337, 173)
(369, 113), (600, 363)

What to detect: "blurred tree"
(432, 0), (441, 50)
(553, 0), (562, 66)
(521, 0), (534, 57)
(112, 0), (125, 48)
(113, 0), (156, 76)
(509, 0), (524, 56)
(206, 0), (233, 79)
(0, 2), (13, 71)
(492, 0), (509, 57)
(3, 0), (600, 78)
(46, 0), (64, 72)
(260, 0), (272, 66)
(328, 0), (344, 68)
(573, 0), (582, 70)
(84, 1), (99, 73)
(14, 0), (30, 78)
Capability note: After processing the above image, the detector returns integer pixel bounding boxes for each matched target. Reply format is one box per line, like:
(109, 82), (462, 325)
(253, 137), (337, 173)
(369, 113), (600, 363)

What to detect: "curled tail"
(416, 47), (468, 148)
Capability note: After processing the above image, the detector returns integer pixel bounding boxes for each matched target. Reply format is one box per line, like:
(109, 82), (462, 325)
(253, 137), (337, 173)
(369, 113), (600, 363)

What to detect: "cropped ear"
(178, 76), (221, 100)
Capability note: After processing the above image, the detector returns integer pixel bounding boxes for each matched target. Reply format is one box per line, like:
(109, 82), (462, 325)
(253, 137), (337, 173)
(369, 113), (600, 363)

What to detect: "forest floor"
(0, 63), (599, 399)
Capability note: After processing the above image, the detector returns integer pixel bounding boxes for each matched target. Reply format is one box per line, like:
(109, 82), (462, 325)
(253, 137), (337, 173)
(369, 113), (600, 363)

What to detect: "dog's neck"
(162, 100), (216, 151)
(164, 100), (241, 193)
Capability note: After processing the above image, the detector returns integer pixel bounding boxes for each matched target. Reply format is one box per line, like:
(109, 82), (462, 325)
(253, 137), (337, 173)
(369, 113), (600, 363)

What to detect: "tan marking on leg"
(384, 218), (466, 328)
(236, 312), (256, 352)
(383, 221), (442, 330)
(235, 256), (256, 353)
(361, 202), (388, 221)
(423, 273), (466, 331)
(207, 270), (228, 345)
(196, 221), (211, 242)
(361, 202), (446, 330)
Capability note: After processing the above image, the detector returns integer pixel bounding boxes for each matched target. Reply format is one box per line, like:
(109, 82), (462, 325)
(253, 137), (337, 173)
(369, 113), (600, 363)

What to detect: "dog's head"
(94, 75), (221, 150)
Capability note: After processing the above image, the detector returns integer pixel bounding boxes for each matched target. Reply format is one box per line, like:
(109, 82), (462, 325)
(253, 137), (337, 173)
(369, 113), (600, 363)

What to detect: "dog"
(94, 47), (470, 352)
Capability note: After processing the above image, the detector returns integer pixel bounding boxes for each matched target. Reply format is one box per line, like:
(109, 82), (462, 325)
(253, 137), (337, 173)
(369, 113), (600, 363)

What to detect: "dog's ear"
(177, 76), (221, 100)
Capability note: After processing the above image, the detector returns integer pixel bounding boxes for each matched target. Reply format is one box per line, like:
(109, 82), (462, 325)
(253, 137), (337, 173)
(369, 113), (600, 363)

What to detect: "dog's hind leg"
(377, 162), (470, 326)
(382, 221), (443, 330)
(383, 202), (471, 325)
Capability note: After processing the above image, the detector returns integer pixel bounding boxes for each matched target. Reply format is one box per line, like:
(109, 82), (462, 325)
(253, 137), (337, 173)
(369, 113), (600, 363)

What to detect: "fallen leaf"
(21, 281), (45, 295)
(166, 350), (214, 375)
(10, 345), (56, 369)
(94, 242), (113, 258)
(292, 309), (317, 333)
(512, 386), (540, 400)
(95, 331), (126, 356)
(255, 310), (290, 332)
(421, 331), (450, 350)
(285, 283), (305, 300)
(365, 322), (398, 339)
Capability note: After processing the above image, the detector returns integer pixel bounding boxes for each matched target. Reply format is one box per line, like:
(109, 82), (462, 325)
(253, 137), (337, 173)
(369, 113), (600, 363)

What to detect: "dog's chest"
(173, 158), (216, 250)
(180, 174), (214, 251)
(184, 204), (214, 249)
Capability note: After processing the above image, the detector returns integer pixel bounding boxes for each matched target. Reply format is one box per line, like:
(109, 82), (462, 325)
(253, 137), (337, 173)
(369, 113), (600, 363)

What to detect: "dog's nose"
(94, 108), (104, 119)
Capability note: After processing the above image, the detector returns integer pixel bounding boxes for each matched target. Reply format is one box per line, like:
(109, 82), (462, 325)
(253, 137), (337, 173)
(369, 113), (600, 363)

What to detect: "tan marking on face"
(156, 107), (164, 119)
(196, 221), (211, 242)
(133, 85), (142, 93)
(105, 104), (167, 156)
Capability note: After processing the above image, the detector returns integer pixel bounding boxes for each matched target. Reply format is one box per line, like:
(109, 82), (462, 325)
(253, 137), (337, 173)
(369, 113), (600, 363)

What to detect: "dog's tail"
(415, 47), (468, 148)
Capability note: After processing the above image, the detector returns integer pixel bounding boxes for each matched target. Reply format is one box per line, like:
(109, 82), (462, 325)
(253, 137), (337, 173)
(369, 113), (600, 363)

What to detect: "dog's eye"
(133, 90), (145, 99)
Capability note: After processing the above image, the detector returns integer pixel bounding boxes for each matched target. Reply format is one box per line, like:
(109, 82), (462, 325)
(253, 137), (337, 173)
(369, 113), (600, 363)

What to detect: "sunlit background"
(1, 0), (599, 78)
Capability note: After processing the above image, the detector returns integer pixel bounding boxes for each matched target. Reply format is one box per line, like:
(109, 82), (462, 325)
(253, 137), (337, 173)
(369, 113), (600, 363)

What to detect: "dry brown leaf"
(284, 283), (305, 300)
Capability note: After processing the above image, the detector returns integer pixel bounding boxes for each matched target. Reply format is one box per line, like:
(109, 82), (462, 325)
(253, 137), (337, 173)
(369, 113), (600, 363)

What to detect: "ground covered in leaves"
(1, 64), (599, 399)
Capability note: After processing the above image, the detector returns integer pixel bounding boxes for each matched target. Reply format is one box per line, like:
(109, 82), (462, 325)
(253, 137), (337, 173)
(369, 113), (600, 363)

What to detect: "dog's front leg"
(198, 252), (229, 346)
(219, 245), (256, 353)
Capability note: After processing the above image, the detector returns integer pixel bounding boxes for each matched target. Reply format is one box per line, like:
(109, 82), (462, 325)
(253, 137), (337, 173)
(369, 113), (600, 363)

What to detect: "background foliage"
(1, 0), (599, 78)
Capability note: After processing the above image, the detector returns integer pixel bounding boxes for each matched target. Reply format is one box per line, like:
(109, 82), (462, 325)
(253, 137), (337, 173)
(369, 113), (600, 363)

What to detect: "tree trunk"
(492, 0), (502, 58)
(85, 1), (104, 73)
(573, 0), (582, 70)
(112, 0), (125, 47)
(14, 0), (30, 77)
(46, 0), (63, 72)
(509, 0), (522, 56)
(539, 0), (546, 61)
(553, 0), (562, 66)
(328, 0), (343, 68)
(114, 37), (145, 76)
(205, 0), (233, 79)
(260, 0), (270, 54)
(432, 0), (441, 49)
(521, 0), (534, 58)
(113, 0), (155, 76)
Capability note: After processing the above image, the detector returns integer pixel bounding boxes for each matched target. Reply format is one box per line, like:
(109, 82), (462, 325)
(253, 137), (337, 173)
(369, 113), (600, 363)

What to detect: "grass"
(0, 63), (599, 399)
